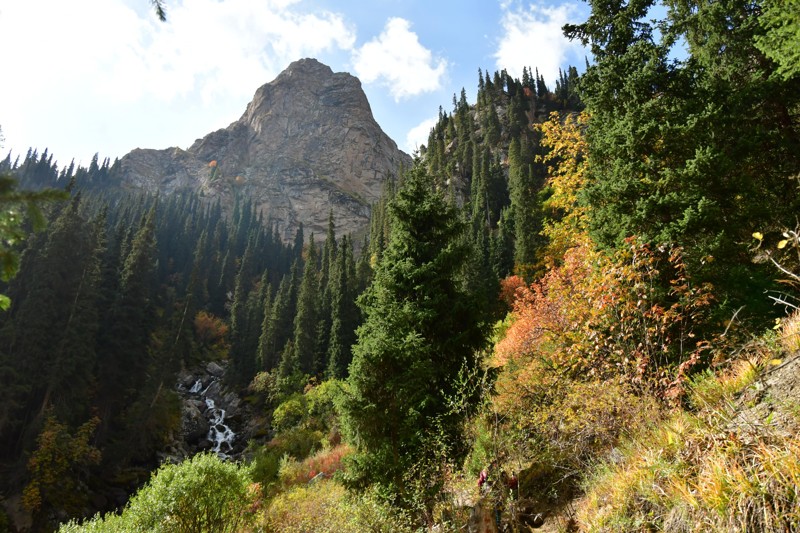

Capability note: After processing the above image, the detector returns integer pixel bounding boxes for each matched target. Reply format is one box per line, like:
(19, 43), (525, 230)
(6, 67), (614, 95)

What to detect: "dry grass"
(576, 334), (800, 532)
(780, 310), (800, 353)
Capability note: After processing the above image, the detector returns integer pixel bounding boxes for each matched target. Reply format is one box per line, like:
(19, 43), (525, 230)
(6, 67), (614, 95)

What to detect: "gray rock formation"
(115, 58), (412, 239)
(182, 401), (209, 443)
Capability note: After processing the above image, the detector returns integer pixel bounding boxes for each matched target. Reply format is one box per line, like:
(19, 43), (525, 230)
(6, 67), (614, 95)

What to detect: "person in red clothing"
(478, 460), (497, 493)
(506, 471), (518, 490)
(505, 471), (518, 501)
(478, 467), (488, 490)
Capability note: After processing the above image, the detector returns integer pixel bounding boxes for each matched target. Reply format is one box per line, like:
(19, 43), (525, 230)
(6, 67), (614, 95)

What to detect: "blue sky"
(0, 0), (590, 166)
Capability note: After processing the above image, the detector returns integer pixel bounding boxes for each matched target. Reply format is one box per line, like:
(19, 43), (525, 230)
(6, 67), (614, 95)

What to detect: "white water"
(186, 378), (236, 458)
(204, 397), (235, 458)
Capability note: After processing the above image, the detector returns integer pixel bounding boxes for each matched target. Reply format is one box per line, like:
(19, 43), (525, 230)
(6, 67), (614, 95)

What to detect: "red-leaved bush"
(499, 275), (527, 308)
(496, 238), (715, 400)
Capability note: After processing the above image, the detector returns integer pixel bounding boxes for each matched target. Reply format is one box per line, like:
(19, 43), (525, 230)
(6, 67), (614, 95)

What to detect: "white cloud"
(86, 0), (355, 103)
(0, 0), (355, 163)
(405, 117), (438, 154)
(494, 1), (585, 85)
(352, 18), (447, 101)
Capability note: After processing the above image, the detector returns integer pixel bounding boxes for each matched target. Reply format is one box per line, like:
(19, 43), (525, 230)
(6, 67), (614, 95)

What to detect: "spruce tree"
(508, 140), (530, 268)
(316, 214), (337, 372)
(96, 204), (158, 452)
(261, 261), (300, 371)
(229, 235), (258, 387)
(326, 235), (357, 379)
(292, 237), (319, 375)
(255, 280), (274, 372)
(565, 0), (800, 318)
(0, 195), (101, 449)
(341, 163), (490, 505)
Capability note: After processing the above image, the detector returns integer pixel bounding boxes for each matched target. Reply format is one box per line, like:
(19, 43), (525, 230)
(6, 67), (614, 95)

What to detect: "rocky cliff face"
(116, 58), (411, 239)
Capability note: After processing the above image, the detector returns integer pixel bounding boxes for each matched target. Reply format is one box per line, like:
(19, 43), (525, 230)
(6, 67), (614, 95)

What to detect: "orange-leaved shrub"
(496, 238), (715, 399)
(194, 311), (228, 350)
(499, 275), (527, 309)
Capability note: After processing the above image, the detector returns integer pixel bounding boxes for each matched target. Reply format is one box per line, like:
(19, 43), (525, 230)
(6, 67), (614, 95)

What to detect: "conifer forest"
(1, 0), (799, 530)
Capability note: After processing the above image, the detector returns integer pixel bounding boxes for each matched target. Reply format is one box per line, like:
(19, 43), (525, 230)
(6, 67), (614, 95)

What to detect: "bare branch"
(768, 253), (800, 283)
(768, 294), (800, 311)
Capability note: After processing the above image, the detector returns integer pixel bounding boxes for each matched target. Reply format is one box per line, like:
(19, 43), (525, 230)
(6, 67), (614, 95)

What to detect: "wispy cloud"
(352, 18), (447, 101)
(493, 1), (586, 84)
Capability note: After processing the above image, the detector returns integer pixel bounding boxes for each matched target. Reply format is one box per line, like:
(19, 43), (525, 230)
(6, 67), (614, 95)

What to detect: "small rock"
(188, 399), (205, 410)
(223, 392), (241, 417)
(609, 447), (624, 464)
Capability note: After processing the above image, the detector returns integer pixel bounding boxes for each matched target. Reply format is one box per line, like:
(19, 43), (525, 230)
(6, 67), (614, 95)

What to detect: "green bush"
(249, 427), (325, 491)
(249, 443), (283, 491)
(262, 479), (415, 532)
(270, 427), (323, 460)
(305, 379), (344, 433)
(59, 453), (256, 532)
(272, 393), (307, 432)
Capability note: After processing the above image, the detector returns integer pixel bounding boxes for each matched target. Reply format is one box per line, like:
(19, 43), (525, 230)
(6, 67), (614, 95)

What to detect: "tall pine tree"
(342, 163), (490, 506)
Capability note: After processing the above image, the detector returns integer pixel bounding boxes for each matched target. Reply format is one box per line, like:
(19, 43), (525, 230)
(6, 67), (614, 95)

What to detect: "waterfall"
(205, 398), (235, 457)
(186, 377), (236, 458)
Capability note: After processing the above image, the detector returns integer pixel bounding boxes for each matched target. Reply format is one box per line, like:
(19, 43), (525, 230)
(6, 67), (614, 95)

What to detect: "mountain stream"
(187, 377), (236, 458)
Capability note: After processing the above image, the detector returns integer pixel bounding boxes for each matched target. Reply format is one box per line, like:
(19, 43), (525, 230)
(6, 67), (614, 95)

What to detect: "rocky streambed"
(161, 361), (249, 463)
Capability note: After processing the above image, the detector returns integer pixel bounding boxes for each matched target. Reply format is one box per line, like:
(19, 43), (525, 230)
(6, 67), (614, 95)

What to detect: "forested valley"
(1, 0), (800, 530)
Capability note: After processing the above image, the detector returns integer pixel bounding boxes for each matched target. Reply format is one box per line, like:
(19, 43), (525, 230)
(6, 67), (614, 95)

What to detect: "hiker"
(505, 471), (518, 494)
(478, 460), (498, 493)
(478, 461), (504, 528)
(478, 467), (489, 491)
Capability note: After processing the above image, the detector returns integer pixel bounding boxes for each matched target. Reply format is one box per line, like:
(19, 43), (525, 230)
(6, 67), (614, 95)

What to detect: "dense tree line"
(564, 0), (800, 323)
(420, 64), (582, 282)
(0, 151), (374, 529)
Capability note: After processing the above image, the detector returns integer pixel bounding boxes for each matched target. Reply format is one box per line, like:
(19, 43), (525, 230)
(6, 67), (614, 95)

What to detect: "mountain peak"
(240, 58), (370, 136)
(278, 57), (335, 79)
(116, 59), (411, 240)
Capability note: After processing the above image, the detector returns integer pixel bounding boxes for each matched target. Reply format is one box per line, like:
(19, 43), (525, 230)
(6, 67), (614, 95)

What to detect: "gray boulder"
(182, 402), (209, 443)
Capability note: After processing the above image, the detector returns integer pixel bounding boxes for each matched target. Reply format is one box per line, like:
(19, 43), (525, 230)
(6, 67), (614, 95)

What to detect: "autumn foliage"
(536, 111), (591, 266)
(194, 310), (229, 347)
(498, 275), (526, 308)
(496, 239), (715, 398)
(278, 444), (353, 488)
(496, 111), (716, 400)
(478, 113), (725, 513)
(23, 415), (101, 520)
